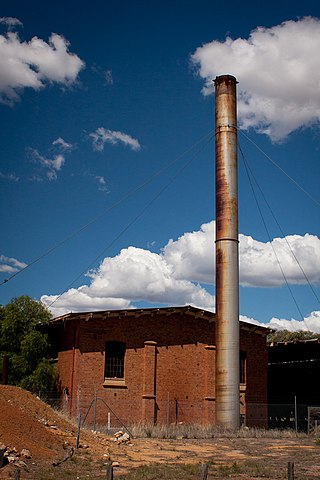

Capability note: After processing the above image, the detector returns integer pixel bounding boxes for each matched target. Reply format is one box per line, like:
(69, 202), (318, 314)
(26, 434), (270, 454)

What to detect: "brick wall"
(54, 311), (268, 427)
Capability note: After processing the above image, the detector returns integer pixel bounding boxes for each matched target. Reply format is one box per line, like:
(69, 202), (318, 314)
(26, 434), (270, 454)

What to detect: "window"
(104, 341), (125, 379)
(240, 351), (246, 384)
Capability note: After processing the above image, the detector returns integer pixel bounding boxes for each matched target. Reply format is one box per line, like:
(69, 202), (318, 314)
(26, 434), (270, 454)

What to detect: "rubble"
(112, 430), (131, 444)
(20, 448), (32, 459)
(0, 444), (32, 469)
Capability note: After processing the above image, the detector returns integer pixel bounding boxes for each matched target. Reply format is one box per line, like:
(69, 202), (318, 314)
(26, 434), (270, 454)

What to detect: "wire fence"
(41, 393), (320, 435)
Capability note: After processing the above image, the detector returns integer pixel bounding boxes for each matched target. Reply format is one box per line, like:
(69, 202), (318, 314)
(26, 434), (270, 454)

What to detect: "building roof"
(48, 305), (270, 336)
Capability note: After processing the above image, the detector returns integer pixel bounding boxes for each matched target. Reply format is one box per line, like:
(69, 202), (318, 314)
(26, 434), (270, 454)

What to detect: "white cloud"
(0, 171), (19, 181)
(41, 288), (132, 318)
(0, 25), (84, 105)
(163, 221), (320, 287)
(95, 175), (108, 192)
(52, 137), (74, 151)
(163, 221), (214, 284)
(191, 17), (320, 141)
(239, 233), (320, 287)
(241, 311), (320, 333)
(89, 127), (141, 152)
(104, 70), (113, 86)
(91, 64), (114, 85)
(29, 148), (65, 181)
(0, 17), (23, 29)
(28, 137), (74, 181)
(0, 254), (27, 273)
(41, 221), (319, 321)
(41, 246), (215, 317)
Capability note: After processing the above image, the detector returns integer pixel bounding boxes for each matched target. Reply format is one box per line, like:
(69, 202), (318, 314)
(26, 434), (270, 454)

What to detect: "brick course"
(50, 306), (268, 427)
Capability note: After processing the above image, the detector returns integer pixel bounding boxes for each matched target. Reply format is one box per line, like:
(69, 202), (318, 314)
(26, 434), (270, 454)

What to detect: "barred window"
(105, 341), (125, 379)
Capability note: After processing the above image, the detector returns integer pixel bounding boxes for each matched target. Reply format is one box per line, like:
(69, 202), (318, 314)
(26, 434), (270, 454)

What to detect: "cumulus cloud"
(163, 221), (320, 287)
(41, 245), (215, 317)
(0, 17), (23, 29)
(241, 311), (320, 333)
(239, 233), (320, 287)
(41, 221), (319, 324)
(191, 17), (320, 141)
(89, 127), (141, 152)
(0, 254), (27, 273)
(163, 221), (214, 284)
(0, 23), (84, 105)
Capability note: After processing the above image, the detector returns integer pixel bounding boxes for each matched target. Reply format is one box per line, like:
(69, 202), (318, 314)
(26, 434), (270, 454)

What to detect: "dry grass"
(128, 422), (306, 440)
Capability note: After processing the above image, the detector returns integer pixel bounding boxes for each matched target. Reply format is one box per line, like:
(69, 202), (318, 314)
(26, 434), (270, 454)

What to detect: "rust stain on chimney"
(214, 74), (240, 429)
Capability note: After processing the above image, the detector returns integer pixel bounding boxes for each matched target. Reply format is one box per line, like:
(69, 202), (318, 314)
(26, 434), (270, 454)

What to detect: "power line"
(238, 129), (320, 208)
(0, 130), (214, 288)
(239, 143), (320, 306)
(48, 134), (214, 308)
(238, 143), (305, 321)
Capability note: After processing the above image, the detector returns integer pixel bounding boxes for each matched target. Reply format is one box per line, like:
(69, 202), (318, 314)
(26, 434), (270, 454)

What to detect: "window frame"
(103, 341), (126, 388)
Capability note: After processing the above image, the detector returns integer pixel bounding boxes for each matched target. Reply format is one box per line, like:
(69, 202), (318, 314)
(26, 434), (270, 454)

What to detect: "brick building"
(48, 305), (269, 427)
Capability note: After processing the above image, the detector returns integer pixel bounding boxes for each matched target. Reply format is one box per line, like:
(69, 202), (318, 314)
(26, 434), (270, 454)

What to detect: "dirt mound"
(0, 385), (79, 477)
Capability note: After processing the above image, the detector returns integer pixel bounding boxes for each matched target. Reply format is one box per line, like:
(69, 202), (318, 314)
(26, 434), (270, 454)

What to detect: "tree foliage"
(267, 329), (320, 344)
(0, 295), (57, 396)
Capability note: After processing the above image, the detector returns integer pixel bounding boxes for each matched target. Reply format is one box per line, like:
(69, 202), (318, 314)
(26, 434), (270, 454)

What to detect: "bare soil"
(0, 386), (319, 479)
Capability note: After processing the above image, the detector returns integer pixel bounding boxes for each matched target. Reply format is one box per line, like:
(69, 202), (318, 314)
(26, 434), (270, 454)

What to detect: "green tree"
(267, 329), (320, 344)
(0, 295), (57, 396)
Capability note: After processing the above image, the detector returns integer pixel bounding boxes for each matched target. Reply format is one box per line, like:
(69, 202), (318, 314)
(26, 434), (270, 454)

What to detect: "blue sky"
(0, 0), (319, 331)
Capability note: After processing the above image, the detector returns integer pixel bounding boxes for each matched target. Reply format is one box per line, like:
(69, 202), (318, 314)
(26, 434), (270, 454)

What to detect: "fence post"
(93, 392), (97, 431)
(107, 412), (111, 433)
(200, 463), (208, 480)
(13, 469), (20, 480)
(76, 413), (81, 448)
(288, 462), (294, 480)
(294, 396), (298, 434)
(166, 392), (170, 436)
(106, 463), (113, 480)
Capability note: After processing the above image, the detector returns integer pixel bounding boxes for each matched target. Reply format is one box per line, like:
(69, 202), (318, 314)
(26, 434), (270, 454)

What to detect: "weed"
(129, 422), (306, 440)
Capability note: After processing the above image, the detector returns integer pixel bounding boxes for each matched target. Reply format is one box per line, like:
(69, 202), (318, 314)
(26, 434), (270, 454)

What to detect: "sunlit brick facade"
(48, 306), (269, 427)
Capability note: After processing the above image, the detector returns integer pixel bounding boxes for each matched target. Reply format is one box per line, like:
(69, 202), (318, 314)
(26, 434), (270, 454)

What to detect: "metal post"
(200, 463), (209, 479)
(214, 75), (240, 429)
(106, 463), (113, 480)
(166, 392), (170, 436)
(76, 413), (81, 448)
(107, 412), (111, 433)
(294, 396), (298, 434)
(288, 462), (294, 480)
(93, 392), (97, 431)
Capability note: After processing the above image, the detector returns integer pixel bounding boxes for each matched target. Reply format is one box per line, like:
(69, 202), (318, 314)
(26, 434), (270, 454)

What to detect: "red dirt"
(0, 386), (81, 478)
(1, 386), (320, 479)
(0, 386), (75, 457)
